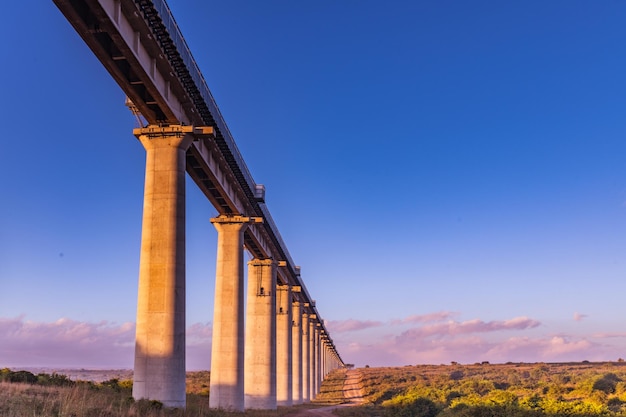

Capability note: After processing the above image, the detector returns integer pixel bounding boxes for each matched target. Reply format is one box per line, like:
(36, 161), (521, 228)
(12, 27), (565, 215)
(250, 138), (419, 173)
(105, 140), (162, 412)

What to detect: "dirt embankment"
(342, 369), (365, 405)
(286, 369), (365, 417)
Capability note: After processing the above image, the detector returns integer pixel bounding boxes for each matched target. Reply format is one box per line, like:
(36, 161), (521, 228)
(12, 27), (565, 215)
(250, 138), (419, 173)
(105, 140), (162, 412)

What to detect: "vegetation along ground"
(4, 361), (626, 416)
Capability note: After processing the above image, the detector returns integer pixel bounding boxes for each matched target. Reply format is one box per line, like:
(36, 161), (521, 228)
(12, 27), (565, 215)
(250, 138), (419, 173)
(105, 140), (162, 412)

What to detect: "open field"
(5, 362), (626, 416)
(336, 361), (626, 417)
(0, 367), (344, 417)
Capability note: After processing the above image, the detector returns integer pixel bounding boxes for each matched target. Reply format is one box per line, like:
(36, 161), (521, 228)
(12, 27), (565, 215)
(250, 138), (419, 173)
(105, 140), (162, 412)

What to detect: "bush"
(37, 372), (74, 387)
(593, 373), (621, 394)
(9, 370), (37, 384)
(384, 397), (439, 417)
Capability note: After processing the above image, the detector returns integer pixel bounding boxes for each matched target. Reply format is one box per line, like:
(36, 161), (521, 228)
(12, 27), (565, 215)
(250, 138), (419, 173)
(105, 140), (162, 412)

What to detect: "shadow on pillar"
(132, 342), (186, 408)
(244, 394), (278, 411)
(207, 382), (244, 411)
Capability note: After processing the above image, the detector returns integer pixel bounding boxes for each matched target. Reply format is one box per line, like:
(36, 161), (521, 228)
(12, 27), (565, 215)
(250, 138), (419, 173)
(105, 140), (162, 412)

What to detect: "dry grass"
(0, 379), (335, 417)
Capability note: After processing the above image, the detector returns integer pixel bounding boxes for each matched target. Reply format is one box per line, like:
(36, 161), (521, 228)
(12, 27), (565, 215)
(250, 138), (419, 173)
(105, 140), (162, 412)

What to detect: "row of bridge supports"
(131, 125), (342, 409)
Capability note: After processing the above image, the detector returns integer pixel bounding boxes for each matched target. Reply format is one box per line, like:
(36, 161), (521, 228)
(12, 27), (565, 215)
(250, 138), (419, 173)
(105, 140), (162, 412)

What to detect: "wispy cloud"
(0, 316), (135, 368)
(390, 311), (460, 326)
(0, 316), (214, 370)
(332, 311), (626, 367)
(328, 311), (460, 333)
(326, 319), (384, 332)
(186, 322), (213, 370)
(3, 313), (623, 371)
(396, 317), (541, 341)
(573, 312), (588, 322)
(339, 332), (610, 368)
(592, 332), (626, 339)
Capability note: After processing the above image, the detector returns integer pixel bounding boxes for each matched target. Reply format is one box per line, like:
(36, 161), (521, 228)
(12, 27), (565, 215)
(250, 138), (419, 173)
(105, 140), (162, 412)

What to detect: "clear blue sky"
(2, 1), (626, 370)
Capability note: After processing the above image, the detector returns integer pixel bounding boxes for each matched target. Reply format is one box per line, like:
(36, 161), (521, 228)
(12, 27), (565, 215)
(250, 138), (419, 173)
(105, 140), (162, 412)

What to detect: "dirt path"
(285, 369), (365, 417)
(342, 369), (365, 405)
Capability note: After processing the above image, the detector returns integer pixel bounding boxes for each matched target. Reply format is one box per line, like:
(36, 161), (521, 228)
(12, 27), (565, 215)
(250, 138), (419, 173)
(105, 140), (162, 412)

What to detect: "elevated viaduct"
(52, 0), (344, 409)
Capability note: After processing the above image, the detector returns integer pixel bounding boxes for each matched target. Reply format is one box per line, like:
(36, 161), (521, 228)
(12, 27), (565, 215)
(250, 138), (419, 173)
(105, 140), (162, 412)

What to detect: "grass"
(13, 362), (626, 417)
(0, 369), (347, 417)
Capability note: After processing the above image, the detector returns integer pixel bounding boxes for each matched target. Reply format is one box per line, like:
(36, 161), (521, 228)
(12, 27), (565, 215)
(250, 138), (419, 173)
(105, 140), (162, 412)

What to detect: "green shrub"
(384, 397), (439, 417)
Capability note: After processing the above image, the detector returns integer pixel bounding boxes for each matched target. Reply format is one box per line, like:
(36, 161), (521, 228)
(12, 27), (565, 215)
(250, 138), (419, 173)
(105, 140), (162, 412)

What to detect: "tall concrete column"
(315, 323), (322, 396)
(209, 215), (261, 411)
(276, 284), (293, 406)
(291, 299), (303, 404)
(301, 311), (310, 402)
(309, 319), (316, 399)
(244, 258), (277, 410)
(132, 125), (198, 408)
(320, 339), (326, 379)
(313, 325), (321, 397)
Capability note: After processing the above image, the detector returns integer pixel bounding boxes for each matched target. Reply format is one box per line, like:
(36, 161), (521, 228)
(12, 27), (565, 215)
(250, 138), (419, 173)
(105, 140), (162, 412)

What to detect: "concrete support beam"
(244, 258), (277, 410)
(291, 299), (303, 404)
(276, 285), (293, 406)
(209, 215), (262, 411)
(301, 311), (310, 402)
(132, 125), (204, 408)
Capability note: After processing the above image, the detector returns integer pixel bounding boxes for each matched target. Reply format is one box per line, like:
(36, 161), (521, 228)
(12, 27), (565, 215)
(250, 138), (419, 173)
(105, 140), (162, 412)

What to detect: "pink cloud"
(391, 311), (460, 326)
(592, 332), (626, 338)
(329, 312), (460, 333)
(187, 322), (212, 345)
(326, 319), (384, 332)
(0, 316), (214, 370)
(0, 316), (135, 368)
(336, 331), (609, 367)
(484, 336), (596, 362)
(396, 316), (541, 341)
(573, 312), (588, 322)
(186, 322), (213, 370)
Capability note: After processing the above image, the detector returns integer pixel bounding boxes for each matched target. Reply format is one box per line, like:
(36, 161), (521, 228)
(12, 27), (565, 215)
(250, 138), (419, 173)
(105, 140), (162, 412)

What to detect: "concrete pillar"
(301, 311), (310, 402)
(244, 258), (277, 409)
(316, 327), (322, 395)
(291, 300), (303, 404)
(320, 339), (326, 379)
(309, 319), (316, 399)
(312, 325), (320, 397)
(276, 284), (293, 406)
(132, 125), (195, 408)
(209, 215), (261, 411)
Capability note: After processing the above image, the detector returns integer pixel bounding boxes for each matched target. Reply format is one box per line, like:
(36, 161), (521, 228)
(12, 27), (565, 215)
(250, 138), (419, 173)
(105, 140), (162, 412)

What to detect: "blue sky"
(2, 1), (626, 370)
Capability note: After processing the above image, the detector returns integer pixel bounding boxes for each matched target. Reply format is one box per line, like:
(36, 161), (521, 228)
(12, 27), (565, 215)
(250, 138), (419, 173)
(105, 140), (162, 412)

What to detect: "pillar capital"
(134, 124), (214, 151)
(211, 215), (263, 225)
(133, 124), (214, 139)
(248, 257), (275, 267)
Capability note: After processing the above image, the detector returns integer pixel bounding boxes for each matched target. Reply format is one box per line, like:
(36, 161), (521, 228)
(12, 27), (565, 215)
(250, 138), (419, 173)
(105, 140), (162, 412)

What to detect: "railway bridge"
(53, 0), (344, 409)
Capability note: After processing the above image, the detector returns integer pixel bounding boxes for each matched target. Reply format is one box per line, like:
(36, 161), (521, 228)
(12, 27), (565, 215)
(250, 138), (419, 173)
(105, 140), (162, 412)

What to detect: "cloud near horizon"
(332, 314), (626, 367)
(0, 316), (135, 368)
(3, 313), (624, 370)
(0, 316), (213, 370)
(326, 311), (460, 333)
